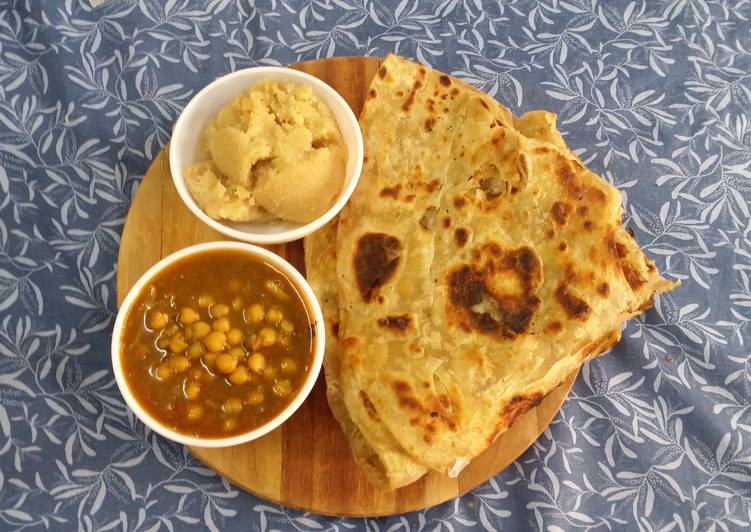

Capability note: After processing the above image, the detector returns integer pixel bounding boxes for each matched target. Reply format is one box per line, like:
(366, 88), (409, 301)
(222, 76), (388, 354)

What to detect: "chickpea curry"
(120, 249), (314, 438)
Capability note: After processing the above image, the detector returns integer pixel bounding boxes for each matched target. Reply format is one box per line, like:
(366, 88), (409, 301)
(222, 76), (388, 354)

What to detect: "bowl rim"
(111, 241), (325, 448)
(168, 66), (364, 245)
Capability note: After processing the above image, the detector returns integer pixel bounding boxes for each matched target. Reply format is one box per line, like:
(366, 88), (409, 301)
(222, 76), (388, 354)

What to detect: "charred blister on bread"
(377, 314), (415, 333)
(354, 233), (402, 303)
(390, 380), (458, 444)
(554, 283), (591, 321)
(446, 243), (542, 338)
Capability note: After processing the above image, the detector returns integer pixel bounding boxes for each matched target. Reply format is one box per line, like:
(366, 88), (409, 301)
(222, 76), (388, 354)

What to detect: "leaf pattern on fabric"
(0, 1), (749, 530)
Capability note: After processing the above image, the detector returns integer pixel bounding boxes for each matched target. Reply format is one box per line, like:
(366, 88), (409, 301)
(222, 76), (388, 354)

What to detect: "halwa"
(184, 79), (348, 223)
(120, 250), (314, 438)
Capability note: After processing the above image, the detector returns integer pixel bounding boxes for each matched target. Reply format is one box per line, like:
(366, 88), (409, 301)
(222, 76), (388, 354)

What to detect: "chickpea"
(187, 404), (204, 421)
(184, 381), (200, 400)
(212, 318), (230, 333)
(222, 418), (238, 432)
(147, 310), (169, 330)
(227, 328), (243, 346)
(259, 327), (277, 347)
(280, 358), (298, 374)
(272, 379), (292, 397)
(247, 352), (266, 374)
(262, 365), (278, 380)
(169, 355), (190, 372)
(266, 307), (284, 324)
(198, 294), (214, 308)
(187, 342), (204, 359)
(216, 353), (238, 374)
(202, 331), (226, 352)
(154, 363), (172, 381)
(279, 334), (291, 349)
(228, 346), (245, 360)
(189, 367), (203, 381)
(169, 334), (188, 354)
(211, 304), (229, 319)
(247, 390), (264, 405)
(280, 319), (294, 333)
(246, 303), (264, 324)
(231, 296), (243, 311)
(179, 307), (200, 324)
(191, 321), (211, 339)
(228, 366), (249, 385)
(202, 352), (218, 370)
(223, 398), (243, 414)
(228, 279), (243, 292)
(164, 323), (179, 336)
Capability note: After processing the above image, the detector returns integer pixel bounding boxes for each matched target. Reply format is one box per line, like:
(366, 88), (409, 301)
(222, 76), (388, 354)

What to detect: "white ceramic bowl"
(169, 67), (363, 244)
(111, 241), (325, 448)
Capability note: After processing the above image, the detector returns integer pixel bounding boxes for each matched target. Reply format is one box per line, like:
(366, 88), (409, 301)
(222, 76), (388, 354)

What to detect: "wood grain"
(115, 56), (577, 517)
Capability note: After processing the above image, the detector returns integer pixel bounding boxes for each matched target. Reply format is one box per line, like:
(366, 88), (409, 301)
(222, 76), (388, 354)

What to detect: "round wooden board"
(116, 56), (577, 517)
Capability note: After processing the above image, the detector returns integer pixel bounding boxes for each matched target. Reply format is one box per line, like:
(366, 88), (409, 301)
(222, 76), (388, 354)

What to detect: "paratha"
(304, 55), (677, 488)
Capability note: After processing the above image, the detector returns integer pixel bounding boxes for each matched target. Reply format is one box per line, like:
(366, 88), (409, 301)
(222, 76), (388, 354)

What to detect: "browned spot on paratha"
(488, 392), (544, 444)
(475, 163), (505, 200)
(377, 314), (414, 333)
(402, 79), (423, 111)
(390, 380), (457, 442)
(551, 201), (571, 225)
(380, 184), (401, 199)
(354, 233), (402, 303)
(555, 283), (591, 320)
(446, 244), (542, 338)
(598, 282), (610, 297)
(557, 156), (584, 198)
(454, 228), (469, 247)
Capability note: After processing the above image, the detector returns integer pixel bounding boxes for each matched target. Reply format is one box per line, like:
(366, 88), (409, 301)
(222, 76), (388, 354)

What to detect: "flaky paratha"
(305, 55), (677, 488)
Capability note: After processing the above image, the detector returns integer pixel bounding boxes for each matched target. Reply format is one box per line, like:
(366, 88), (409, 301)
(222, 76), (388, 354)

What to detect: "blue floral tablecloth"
(1, 1), (749, 530)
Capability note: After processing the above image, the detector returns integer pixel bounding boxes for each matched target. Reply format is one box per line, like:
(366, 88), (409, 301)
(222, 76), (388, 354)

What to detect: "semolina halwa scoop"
(184, 79), (348, 223)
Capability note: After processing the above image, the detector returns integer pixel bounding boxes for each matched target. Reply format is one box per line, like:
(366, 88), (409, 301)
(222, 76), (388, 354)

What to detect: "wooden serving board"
(116, 56), (577, 516)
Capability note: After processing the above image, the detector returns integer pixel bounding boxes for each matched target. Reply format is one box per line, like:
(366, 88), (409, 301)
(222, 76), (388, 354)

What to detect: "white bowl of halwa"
(111, 242), (325, 447)
(169, 67), (363, 244)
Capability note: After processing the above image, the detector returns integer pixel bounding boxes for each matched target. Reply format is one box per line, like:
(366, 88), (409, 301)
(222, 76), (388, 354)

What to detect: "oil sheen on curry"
(120, 250), (313, 438)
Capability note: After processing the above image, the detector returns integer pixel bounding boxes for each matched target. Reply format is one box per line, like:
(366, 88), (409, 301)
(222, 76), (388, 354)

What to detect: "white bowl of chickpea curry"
(111, 242), (324, 447)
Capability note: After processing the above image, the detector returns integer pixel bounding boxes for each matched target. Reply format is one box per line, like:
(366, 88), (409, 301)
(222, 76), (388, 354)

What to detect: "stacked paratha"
(304, 55), (677, 489)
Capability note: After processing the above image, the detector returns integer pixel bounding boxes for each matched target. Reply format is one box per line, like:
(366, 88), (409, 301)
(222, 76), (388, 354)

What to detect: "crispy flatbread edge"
(304, 222), (427, 490)
(446, 281), (675, 477)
